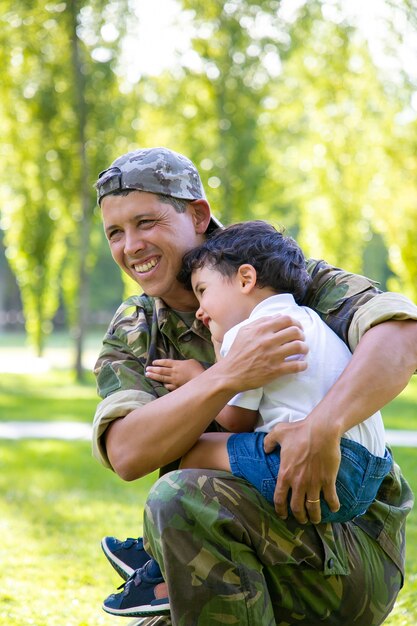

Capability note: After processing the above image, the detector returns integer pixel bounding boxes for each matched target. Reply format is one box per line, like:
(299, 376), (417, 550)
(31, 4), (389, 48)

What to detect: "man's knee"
(145, 468), (203, 525)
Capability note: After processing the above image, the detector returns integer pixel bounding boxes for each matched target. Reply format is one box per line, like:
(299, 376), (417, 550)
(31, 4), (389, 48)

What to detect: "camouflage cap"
(96, 147), (207, 204)
(96, 147), (222, 232)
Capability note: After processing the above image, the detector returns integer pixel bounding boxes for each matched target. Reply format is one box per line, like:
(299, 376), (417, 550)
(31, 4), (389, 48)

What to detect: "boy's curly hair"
(178, 220), (311, 304)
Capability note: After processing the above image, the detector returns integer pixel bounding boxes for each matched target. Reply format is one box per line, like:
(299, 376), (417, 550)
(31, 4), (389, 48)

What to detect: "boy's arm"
(216, 404), (258, 433)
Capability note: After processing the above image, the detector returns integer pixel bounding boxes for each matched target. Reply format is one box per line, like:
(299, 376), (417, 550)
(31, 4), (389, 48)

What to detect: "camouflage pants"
(143, 469), (402, 626)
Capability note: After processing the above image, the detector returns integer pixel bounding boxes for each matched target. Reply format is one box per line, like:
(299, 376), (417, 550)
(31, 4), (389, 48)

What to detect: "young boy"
(148, 220), (392, 521)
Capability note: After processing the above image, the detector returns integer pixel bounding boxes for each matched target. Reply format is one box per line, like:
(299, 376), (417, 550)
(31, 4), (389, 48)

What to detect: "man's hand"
(223, 315), (309, 392)
(106, 315), (309, 480)
(146, 358), (205, 391)
(261, 320), (417, 524)
(264, 419), (341, 524)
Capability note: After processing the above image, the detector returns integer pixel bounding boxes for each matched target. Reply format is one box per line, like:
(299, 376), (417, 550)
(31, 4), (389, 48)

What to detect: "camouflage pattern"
(304, 258), (382, 345)
(143, 465), (413, 626)
(93, 295), (217, 473)
(94, 295), (214, 401)
(96, 147), (207, 204)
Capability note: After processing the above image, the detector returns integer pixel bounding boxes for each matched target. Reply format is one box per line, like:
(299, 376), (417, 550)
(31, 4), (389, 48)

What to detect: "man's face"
(101, 191), (208, 311)
(191, 265), (248, 343)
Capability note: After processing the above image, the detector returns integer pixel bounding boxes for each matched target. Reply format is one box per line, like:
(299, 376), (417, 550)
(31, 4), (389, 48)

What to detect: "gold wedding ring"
(306, 498), (320, 503)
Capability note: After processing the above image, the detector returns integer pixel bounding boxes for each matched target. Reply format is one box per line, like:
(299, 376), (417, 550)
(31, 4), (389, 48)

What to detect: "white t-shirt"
(220, 294), (386, 457)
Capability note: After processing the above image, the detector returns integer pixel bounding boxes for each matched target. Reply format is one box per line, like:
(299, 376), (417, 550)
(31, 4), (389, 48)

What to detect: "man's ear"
(237, 264), (257, 293)
(189, 200), (212, 234)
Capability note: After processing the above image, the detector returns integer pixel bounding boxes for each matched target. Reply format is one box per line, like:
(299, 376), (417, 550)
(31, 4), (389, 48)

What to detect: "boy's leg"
(179, 432), (232, 471)
(144, 469), (401, 626)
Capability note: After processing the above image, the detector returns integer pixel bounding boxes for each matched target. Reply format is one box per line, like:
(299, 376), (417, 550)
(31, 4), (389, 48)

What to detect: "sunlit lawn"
(0, 333), (416, 625)
(0, 438), (157, 626)
(0, 369), (98, 422)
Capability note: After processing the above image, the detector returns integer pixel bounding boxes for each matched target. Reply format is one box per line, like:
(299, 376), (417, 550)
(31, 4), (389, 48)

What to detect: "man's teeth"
(134, 259), (157, 273)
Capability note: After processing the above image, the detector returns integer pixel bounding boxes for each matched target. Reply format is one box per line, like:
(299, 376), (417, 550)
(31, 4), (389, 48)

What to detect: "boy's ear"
(237, 264), (257, 293)
(189, 200), (212, 234)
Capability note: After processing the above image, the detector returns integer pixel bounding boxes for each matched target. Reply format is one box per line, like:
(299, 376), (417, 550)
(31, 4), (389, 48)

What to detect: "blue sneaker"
(101, 536), (151, 581)
(102, 559), (170, 617)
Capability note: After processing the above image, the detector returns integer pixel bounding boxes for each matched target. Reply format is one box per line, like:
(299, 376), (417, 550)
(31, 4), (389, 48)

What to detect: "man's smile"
(132, 256), (160, 274)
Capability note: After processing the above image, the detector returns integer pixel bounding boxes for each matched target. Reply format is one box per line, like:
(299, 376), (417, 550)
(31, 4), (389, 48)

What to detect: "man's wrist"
(305, 406), (345, 444)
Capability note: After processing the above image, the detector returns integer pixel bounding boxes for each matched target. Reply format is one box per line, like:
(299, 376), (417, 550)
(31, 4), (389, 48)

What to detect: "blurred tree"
(1, 0), (417, 377)
(362, 231), (393, 290)
(139, 0), (286, 225)
(1, 1), (72, 354)
(366, 0), (417, 302)
(259, 1), (402, 273)
(378, 118), (417, 302)
(1, 0), (130, 377)
(133, 0), (416, 283)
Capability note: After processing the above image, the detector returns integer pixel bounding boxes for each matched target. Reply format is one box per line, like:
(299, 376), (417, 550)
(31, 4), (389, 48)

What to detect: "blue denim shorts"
(227, 431), (393, 523)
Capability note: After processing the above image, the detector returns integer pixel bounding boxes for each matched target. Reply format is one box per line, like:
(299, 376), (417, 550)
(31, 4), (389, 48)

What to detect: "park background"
(0, 0), (416, 624)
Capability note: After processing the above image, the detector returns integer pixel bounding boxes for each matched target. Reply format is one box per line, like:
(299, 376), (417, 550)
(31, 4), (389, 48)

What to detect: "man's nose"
(124, 230), (145, 256)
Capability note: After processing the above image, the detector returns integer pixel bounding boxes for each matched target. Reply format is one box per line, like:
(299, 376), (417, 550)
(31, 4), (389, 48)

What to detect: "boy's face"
(191, 265), (250, 343)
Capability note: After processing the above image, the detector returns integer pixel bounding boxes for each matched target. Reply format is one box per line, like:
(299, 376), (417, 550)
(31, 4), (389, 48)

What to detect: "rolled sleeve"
(348, 292), (417, 351)
(92, 389), (154, 470)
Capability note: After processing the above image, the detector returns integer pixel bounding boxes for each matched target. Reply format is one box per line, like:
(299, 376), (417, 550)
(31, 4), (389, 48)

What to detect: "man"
(93, 147), (416, 626)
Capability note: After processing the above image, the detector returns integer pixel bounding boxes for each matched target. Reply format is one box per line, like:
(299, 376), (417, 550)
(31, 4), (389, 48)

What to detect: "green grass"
(0, 440), (415, 626)
(0, 369), (98, 422)
(382, 377), (417, 431)
(0, 333), (416, 624)
(384, 447), (417, 626)
(0, 439), (157, 626)
(0, 331), (100, 422)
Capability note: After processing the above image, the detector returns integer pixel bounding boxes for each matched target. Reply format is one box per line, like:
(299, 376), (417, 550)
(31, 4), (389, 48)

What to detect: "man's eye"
(139, 220), (156, 229)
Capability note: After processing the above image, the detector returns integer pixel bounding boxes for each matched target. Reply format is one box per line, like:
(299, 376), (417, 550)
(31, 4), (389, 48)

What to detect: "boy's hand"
(146, 359), (205, 391)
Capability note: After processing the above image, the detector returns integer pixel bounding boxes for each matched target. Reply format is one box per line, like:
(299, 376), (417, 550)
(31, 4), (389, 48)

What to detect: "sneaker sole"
(102, 600), (171, 617)
(101, 538), (135, 581)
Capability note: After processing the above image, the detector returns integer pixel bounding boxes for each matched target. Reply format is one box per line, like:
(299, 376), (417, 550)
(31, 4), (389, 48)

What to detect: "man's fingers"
(263, 432), (278, 454)
(273, 473), (291, 520)
(241, 314), (305, 344)
(322, 484), (340, 513)
(305, 497), (322, 524)
(277, 358), (308, 377)
(263, 423), (292, 454)
(287, 488), (309, 524)
(274, 491), (289, 520)
(265, 314), (303, 332)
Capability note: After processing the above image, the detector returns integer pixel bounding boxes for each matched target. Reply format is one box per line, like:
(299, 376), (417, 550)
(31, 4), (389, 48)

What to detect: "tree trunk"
(69, 0), (91, 381)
